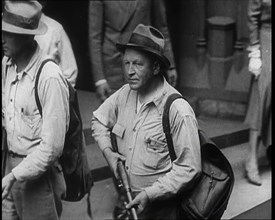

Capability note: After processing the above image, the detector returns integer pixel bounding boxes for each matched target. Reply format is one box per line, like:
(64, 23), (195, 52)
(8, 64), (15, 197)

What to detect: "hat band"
(3, 9), (40, 30)
(129, 33), (164, 54)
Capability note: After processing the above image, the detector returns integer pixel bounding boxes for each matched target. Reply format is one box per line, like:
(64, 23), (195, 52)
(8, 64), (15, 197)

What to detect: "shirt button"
(126, 166), (129, 170)
(10, 99), (13, 102)
(129, 147), (132, 151)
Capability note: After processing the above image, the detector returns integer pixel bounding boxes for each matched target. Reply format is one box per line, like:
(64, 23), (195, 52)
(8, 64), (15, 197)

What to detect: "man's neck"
(14, 41), (37, 73)
(138, 75), (164, 104)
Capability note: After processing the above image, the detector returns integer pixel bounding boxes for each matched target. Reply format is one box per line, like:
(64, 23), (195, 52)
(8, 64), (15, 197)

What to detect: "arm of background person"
(152, 0), (178, 87)
(88, 1), (106, 86)
(247, 0), (261, 47)
(57, 26), (78, 87)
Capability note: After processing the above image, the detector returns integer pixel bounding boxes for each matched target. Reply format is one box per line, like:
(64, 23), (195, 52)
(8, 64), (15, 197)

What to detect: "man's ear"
(153, 61), (160, 75)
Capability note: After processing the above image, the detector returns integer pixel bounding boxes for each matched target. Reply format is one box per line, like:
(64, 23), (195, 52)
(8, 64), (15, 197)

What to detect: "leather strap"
(162, 93), (184, 162)
(34, 59), (56, 117)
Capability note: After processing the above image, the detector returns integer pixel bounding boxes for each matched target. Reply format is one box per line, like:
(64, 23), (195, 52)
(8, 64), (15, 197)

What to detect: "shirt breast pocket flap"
(21, 113), (41, 129)
(112, 123), (125, 139)
(145, 137), (167, 153)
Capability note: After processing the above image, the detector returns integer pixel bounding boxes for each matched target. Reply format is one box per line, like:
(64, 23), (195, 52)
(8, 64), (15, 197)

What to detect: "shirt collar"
(143, 77), (169, 115)
(8, 42), (42, 81)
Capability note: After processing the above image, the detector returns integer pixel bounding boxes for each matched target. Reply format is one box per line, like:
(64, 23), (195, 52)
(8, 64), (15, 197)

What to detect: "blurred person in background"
(244, 0), (271, 186)
(88, 0), (178, 102)
(35, 0), (78, 87)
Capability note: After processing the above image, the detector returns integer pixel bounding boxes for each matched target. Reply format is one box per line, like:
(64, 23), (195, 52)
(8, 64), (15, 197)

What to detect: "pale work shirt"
(91, 78), (201, 201)
(35, 13), (78, 87)
(2, 45), (70, 181)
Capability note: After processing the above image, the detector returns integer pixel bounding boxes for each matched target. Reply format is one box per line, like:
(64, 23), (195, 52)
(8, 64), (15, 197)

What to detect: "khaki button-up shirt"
(2, 45), (70, 181)
(91, 79), (201, 201)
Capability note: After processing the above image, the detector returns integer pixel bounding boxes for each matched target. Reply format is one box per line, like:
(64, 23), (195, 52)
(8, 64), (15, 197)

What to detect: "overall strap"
(162, 93), (184, 162)
(34, 59), (56, 117)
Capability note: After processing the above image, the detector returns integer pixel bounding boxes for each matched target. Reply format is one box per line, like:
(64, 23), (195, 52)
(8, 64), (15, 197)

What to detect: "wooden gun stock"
(2, 128), (8, 177)
(117, 160), (138, 220)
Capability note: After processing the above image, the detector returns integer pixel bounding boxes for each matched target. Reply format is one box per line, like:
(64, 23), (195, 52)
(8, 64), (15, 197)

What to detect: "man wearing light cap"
(2, 1), (69, 219)
(91, 24), (201, 219)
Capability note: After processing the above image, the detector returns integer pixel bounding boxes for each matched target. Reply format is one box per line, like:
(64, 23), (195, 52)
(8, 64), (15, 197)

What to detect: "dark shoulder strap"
(34, 59), (56, 117)
(162, 93), (184, 162)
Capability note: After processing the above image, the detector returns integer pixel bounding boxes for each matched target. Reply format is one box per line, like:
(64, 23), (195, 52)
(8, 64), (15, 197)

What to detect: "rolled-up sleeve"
(144, 99), (201, 200)
(91, 91), (119, 152)
(12, 71), (69, 181)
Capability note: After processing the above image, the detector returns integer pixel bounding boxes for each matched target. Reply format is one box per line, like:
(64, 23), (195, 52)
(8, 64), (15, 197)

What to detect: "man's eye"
(134, 62), (142, 67)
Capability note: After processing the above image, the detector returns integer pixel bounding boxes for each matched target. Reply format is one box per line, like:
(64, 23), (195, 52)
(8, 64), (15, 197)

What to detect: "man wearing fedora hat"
(2, 1), (69, 219)
(91, 24), (201, 219)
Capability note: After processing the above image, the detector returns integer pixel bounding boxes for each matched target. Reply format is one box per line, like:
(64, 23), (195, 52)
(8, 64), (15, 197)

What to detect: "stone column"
(234, 0), (245, 73)
(196, 0), (207, 69)
(207, 16), (236, 89)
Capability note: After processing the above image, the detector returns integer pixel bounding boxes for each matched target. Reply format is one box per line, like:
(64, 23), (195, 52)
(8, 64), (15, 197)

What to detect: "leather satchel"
(163, 93), (234, 220)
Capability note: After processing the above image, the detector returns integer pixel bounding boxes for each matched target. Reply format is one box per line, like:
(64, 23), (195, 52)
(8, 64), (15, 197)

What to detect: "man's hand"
(126, 190), (149, 214)
(248, 57), (262, 79)
(96, 82), (112, 102)
(2, 172), (16, 200)
(103, 148), (126, 179)
(167, 68), (178, 87)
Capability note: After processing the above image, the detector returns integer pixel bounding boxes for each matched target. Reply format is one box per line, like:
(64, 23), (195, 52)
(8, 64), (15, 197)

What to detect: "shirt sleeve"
(88, 1), (106, 84)
(91, 89), (120, 152)
(56, 27), (78, 88)
(152, 0), (176, 69)
(12, 65), (70, 181)
(144, 99), (201, 201)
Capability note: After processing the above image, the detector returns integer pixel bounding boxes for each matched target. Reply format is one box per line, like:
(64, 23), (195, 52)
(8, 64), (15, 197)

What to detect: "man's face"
(123, 48), (157, 91)
(2, 31), (31, 58)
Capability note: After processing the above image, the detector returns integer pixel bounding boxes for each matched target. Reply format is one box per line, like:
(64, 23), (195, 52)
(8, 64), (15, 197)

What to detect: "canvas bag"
(163, 93), (234, 220)
(34, 59), (93, 202)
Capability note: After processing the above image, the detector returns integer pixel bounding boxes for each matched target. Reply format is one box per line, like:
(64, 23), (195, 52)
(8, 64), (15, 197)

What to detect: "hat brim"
(116, 43), (170, 69)
(2, 20), (47, 35)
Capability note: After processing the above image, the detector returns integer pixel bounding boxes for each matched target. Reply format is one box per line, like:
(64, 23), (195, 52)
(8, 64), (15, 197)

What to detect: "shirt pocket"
(19, 112), (41, 139)
(112, 123), (126, 153)
(112, 123), (125, 139)
(143, 136), (170, 170)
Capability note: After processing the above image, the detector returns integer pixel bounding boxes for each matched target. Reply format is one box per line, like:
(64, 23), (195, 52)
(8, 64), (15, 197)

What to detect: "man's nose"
(127, 63), (135, 75)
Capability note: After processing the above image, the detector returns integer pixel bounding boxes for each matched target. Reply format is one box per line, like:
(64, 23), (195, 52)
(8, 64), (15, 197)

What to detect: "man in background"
(35, 0), (78, 87)
(88, 0), (178, 102)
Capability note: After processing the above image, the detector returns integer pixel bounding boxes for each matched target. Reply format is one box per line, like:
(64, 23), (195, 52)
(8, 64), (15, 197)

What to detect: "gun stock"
(111, 132), (138, 219)
(117, 160), (138, 220)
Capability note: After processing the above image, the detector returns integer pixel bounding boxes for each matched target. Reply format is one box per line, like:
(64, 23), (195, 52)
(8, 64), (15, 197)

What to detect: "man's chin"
(128, 83), (139, 90)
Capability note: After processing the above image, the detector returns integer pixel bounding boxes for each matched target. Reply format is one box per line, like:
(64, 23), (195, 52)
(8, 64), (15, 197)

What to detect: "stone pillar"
(196, 0), (207, 69)
(234, 0), (245, 73)
(207, 16), (235, 89)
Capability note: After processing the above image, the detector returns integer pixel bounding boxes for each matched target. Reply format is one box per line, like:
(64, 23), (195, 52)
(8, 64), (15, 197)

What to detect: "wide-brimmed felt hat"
(2, 1), (47, 35)
(116, 24), (170, 68)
